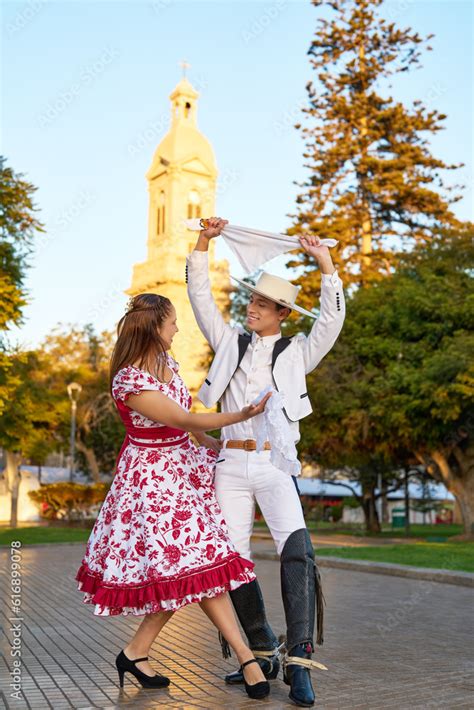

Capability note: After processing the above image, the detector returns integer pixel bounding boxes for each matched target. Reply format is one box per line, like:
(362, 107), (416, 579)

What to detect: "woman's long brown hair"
(109, 293), (172, 391)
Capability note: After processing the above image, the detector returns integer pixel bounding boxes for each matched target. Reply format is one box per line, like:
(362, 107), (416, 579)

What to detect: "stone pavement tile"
(1, 544), (473, 709)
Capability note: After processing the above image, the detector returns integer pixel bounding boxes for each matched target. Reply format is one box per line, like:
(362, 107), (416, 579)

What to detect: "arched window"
(184, 101), (191, 119)
(157, 191), (165, 235)
(187, 189), (201, 219)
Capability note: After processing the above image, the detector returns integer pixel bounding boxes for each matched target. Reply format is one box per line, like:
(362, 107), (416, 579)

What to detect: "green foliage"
(301, 498), (346, 523)
(303, 500), (326, 522)
(37, 324), (124, 477)
(28, 481), (111, 521)
(289, 0), (462, 290)
(331, 502), (344, 522)
(0, 349), (61, 456)
(0, 156), (44, 414)
(300, 227), (474, 530)
(345, 496), (362, 509)
(0, 156), (44, 329)
(0, 324), (124, 477)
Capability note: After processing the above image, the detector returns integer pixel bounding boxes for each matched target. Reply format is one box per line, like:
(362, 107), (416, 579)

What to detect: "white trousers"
(214, 448), (306, 561)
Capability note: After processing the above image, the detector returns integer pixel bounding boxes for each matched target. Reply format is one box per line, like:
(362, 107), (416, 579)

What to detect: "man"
(186, 216), (345, 707)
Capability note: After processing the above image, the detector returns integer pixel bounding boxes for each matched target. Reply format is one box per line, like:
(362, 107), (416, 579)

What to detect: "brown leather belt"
(224, 439), (271, 451)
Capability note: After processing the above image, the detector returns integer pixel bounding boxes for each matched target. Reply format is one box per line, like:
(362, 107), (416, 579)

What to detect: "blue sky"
(2, 0), (473, 347)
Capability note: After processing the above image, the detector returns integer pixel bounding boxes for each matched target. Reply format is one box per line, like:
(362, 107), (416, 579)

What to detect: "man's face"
(246, 292), (289, 334)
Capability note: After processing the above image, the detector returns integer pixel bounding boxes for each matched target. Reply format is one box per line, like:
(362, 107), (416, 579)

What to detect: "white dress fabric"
(75, 355), (255, 616)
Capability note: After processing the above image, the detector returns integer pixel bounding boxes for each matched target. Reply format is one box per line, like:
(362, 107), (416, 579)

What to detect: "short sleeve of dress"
(112, 367), (162, 403)
(166, 353), (180, 373)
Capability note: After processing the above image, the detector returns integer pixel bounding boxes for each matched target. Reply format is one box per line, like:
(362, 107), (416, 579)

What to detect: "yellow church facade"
(127, 76), (229, 399)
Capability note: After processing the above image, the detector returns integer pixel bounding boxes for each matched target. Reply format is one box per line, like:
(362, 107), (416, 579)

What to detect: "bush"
(305, 501), (327, 523)
(344, 496), (362, 509)
(28, 481), (111, 521)
(330, 502), (344, 522)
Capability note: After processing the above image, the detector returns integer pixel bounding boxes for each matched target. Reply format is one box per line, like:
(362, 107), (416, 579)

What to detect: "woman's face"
(158, 305), (179, 350)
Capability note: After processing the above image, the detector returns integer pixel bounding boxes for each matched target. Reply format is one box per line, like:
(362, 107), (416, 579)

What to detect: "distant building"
(126, 75), (229, 399)
(296, 478), (456, 525)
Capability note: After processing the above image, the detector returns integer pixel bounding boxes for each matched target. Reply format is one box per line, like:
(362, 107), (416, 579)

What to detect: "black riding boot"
(223, 579), (280, 684)
(280, 528), (325, 707)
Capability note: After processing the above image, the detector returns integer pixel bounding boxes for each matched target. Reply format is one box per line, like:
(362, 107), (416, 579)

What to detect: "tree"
(299, 334), (415, 533)
(38, 324), (124, 480)
(288, 0), (462, 291)
(0, 157), (44, 525)
(0, 156), (44, 413)
(0, 350), (60, 526)
(301, 227), (474, 535)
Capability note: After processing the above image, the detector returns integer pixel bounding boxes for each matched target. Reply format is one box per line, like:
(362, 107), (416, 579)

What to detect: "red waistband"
(127, 434), (189, 449)
(123, 424), (186, 440)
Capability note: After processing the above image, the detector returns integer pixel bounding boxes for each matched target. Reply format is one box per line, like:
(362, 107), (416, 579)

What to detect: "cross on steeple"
(179, 60), (191, 78)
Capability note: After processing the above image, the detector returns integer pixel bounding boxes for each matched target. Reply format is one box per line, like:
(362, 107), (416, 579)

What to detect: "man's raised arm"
(186, 217), (231, 352)
(297, 234), (346, 373)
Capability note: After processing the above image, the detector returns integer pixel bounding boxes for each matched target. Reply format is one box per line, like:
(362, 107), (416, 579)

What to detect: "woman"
(75, 293), (271, 700)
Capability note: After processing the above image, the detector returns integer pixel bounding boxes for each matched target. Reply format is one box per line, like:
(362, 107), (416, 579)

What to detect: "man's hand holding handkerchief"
(184, 218), (338, 273)
(251, 385), (301, 477)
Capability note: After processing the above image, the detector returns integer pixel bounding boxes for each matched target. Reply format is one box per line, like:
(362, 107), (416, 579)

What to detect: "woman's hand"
(193, 432), (222, 453)
(241, 392), (272, 421)
(200, 216), (228, 240)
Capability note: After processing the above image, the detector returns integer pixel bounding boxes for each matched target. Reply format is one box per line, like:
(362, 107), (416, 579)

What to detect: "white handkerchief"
(251, 386), (301, 477)
(184, 219), (338, 274)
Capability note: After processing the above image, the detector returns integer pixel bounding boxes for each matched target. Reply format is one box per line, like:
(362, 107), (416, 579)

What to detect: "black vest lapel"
(271, 336), (292, 370)
(238, 333), (292, 371)
(237, 332), (251, 369)
(222, 334), (290, 396)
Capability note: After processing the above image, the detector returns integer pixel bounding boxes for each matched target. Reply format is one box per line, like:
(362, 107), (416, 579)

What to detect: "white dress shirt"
(220, 271), (340, 444)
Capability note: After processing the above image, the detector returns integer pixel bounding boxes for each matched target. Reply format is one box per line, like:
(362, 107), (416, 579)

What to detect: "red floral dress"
(75, 355), (255, 616)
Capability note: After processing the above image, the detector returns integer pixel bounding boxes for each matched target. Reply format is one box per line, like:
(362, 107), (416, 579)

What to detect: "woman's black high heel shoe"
(115, 650), (170, 689)
(240, 658), (270, 700)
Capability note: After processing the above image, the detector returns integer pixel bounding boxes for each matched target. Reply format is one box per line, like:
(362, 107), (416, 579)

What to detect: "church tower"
(127, 72), (229, 399)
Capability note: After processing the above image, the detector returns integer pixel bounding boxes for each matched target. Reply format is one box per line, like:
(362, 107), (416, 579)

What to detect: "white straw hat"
(231, 271), (317, 319)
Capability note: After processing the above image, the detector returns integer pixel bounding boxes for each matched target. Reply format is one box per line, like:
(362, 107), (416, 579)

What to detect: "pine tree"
(288, 0), (463, 291)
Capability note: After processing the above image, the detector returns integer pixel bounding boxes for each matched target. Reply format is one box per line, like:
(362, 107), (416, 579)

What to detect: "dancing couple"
(76, 216), (345, 706)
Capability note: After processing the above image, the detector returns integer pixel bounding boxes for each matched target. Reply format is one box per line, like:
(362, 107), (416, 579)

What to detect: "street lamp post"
(67, 382), (82, 483)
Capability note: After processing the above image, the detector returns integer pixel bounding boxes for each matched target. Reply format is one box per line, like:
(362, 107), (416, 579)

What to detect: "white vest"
(199, 328), (312, 421)
(186, 250), (346, 422)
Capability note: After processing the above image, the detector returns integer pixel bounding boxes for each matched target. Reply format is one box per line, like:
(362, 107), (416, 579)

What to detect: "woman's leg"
(199, 593), (266, 685)
(123, 610), (175, 676)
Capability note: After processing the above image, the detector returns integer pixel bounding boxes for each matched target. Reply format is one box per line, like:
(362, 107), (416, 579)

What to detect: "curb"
(253, 551), (474, 588)
(252, 531), (431, 546)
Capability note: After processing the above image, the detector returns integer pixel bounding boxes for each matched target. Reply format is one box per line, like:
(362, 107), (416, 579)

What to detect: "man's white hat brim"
(231, 275), (318, 319)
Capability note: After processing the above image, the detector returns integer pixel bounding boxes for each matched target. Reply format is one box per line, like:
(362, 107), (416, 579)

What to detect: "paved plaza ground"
(1, 543), (473, 710)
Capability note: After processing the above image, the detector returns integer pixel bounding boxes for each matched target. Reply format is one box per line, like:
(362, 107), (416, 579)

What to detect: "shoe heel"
(117, 668), (125, 688)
